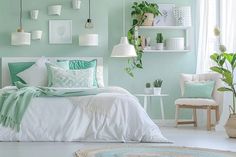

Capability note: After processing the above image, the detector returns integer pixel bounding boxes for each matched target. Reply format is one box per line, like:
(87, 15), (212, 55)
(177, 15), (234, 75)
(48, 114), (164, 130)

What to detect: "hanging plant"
(125, 1), (161, 77)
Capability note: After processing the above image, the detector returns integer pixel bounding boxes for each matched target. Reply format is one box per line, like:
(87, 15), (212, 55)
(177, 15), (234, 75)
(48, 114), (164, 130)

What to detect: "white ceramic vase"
(30, 10), (39, 20)
(72, 0), (81, 9)
(144, 88), (153, 94)
(166, 38), (185, 50)
(156, 43), (164, 50)
(153, 88), (161, 95)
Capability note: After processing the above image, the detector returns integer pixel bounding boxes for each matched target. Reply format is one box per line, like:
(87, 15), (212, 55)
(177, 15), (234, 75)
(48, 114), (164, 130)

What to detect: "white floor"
(0, 127), (235, 157)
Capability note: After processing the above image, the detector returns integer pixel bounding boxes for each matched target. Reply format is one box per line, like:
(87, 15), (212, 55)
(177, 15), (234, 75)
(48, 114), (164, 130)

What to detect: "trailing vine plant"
(125, 1), (161, 77)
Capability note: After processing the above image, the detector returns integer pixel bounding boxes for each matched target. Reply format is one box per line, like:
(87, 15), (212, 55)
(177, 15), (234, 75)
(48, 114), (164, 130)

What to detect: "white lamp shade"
(79, 34), (98, 46)
(111, 37), (137, 57)
(11, 32), (31, 45)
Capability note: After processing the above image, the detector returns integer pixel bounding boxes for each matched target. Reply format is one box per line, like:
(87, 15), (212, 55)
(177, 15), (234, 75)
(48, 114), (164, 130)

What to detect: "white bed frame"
(1, 57), (103, 87)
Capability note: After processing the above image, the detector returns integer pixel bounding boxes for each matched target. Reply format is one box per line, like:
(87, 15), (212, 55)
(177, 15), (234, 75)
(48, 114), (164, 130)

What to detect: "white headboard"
(1, 57), (103, 87)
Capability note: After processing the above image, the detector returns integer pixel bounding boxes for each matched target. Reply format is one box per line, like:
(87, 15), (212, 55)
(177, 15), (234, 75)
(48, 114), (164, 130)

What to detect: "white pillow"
(47, 64), (95, 88)
(96, 66), (105, 87)
(17, 57), (49, 86)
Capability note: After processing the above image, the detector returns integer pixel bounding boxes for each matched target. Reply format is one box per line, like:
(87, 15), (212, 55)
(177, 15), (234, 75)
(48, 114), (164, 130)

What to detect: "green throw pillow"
(183, 81), (215, 99)
(57, 59), (98, 87)
(8, 62), (35, 85)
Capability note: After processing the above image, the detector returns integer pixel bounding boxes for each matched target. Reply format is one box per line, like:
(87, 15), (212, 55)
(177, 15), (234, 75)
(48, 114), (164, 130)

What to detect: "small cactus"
(146, 83), (151, 88)
(153, 79), (163, 88)
(156, 33), (164, 43)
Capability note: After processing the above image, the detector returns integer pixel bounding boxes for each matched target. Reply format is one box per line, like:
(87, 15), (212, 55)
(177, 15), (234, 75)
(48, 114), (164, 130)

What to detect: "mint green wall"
(0, 0), (197, 119)
(108, 0), (197, 119)
(0, 0), (109, 84)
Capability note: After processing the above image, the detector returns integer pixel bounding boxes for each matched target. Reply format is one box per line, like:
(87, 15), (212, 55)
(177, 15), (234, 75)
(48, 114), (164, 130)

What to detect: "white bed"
(0, 57), (168, 142)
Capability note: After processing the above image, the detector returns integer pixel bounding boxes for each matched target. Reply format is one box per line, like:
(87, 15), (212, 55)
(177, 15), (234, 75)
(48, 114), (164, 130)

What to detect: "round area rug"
(75, 145), (236, 157)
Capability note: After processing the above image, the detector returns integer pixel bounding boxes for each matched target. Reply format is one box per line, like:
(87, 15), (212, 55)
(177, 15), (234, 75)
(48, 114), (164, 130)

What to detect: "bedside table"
(135, 94), (169, 120)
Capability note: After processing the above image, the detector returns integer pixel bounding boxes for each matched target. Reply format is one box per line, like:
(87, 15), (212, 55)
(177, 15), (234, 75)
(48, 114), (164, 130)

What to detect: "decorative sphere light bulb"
(85, 19), (94, 29)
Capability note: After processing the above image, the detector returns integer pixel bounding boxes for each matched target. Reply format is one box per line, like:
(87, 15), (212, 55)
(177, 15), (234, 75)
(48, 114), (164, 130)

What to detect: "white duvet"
(0, 86), (168, 142)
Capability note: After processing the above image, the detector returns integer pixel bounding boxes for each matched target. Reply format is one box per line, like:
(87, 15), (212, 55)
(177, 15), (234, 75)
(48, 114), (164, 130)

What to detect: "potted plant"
(153, 79), (163, 95)
(144, 83), (153, 94)
(156, 33), (164, 50)
(131, 1), (162, 26)
(210, 28), (236, 138)
(125, 2), (161, 78)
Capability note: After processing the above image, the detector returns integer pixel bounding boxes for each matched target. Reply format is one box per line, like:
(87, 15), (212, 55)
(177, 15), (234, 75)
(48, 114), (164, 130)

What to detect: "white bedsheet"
(0, 86), (168, 142)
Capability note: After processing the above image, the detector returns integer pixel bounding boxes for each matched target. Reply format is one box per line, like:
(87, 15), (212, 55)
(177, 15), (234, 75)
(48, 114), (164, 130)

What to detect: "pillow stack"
(8, 57), (103, 88)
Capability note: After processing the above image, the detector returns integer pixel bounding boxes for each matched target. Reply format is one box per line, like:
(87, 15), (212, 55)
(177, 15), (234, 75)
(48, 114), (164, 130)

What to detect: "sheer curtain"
(220, 0), (236, 51)
(196, 0), (218, 74)
(216, 0), (236, 131)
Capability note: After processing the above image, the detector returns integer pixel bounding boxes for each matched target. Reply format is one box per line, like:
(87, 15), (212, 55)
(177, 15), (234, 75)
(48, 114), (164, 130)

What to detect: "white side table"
(135, 94), (169, 120)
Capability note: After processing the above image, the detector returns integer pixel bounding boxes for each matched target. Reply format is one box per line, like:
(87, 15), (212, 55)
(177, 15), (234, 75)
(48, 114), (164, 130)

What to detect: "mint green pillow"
(57, 59), (98, 87)
(183, 81), (215, 99)
(8, 62), (35, 85)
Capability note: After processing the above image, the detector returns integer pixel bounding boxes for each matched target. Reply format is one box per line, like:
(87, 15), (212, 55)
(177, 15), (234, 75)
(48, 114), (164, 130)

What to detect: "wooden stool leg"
(193, 108), (197, 127)
(207, 107), (211, 131)
(215, 106), (220, 122)
(175, 104), (179, 127)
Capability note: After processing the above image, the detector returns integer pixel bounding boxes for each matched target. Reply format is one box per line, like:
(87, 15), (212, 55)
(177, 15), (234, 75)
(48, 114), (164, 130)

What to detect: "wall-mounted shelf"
(143, 49), (191, 53)
(139, 26), (191, 30)
(138, 25), (192, 51)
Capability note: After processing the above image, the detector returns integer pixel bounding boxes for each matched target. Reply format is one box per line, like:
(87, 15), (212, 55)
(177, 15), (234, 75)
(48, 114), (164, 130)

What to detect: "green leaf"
(210, 66), (223, 74)
(218, 87), (233, 92)
(136, 64), (143, 69)
(133, 19), (138, 25)
(210, 53), (220, 63)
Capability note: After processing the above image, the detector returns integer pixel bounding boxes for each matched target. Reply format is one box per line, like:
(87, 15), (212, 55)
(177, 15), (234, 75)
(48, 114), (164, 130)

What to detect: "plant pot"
(166, 38), (185, 50)
(48, 5), (62, 16)
(72, 0), (81, 9)
(153, 88), (161, 95)
(30, 10), (39, 20)
(142, 13), (154, 26)
(225, 114), (236, 138)
(144, 88), (153, 94)
(156, 43), (164, 50)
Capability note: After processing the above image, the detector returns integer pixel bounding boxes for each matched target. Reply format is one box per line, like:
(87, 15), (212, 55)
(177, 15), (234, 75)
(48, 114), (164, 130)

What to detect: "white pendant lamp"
(79, 34), (98, 46)
(11, 0), (31, 46)
(79, 0), (98, 46)
(111, 0), (136, 57)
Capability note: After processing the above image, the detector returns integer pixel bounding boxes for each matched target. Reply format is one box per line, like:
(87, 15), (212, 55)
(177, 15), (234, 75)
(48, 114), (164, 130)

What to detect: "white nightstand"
(135, 94), (169, 120)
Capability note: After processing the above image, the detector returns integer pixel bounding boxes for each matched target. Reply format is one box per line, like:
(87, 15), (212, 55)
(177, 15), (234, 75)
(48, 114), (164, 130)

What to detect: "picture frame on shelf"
(49, 20), (72, 44)
(154, 4), (176, 26)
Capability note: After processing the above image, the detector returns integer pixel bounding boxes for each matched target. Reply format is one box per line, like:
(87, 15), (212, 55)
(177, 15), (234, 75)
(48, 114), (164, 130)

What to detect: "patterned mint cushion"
(57, 59), (98, 87)
(183, 81), (215, 99)
(47, 63), (95, 88)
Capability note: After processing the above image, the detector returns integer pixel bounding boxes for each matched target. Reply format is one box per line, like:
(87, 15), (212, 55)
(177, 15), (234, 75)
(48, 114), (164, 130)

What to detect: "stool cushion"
(175, 98), (217, 106)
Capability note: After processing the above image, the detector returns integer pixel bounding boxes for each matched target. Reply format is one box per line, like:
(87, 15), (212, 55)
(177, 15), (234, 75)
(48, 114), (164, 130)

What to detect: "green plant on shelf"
(145, 82), (151, 88)
(153, 79), (163, 88)
(125, 1), (162, 78)
(156, 33), (164, 43)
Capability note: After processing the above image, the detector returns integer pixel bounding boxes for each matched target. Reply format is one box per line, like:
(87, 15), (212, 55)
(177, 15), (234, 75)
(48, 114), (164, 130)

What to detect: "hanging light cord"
(122, 0), (125, 36)
(89, 0), (91, 19)
(20, 0), (22, 30)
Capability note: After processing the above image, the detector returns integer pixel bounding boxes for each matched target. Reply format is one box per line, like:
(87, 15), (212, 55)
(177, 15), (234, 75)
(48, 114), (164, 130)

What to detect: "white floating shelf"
(139, 26), (191, 30)
(143, 49), (191, 53)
